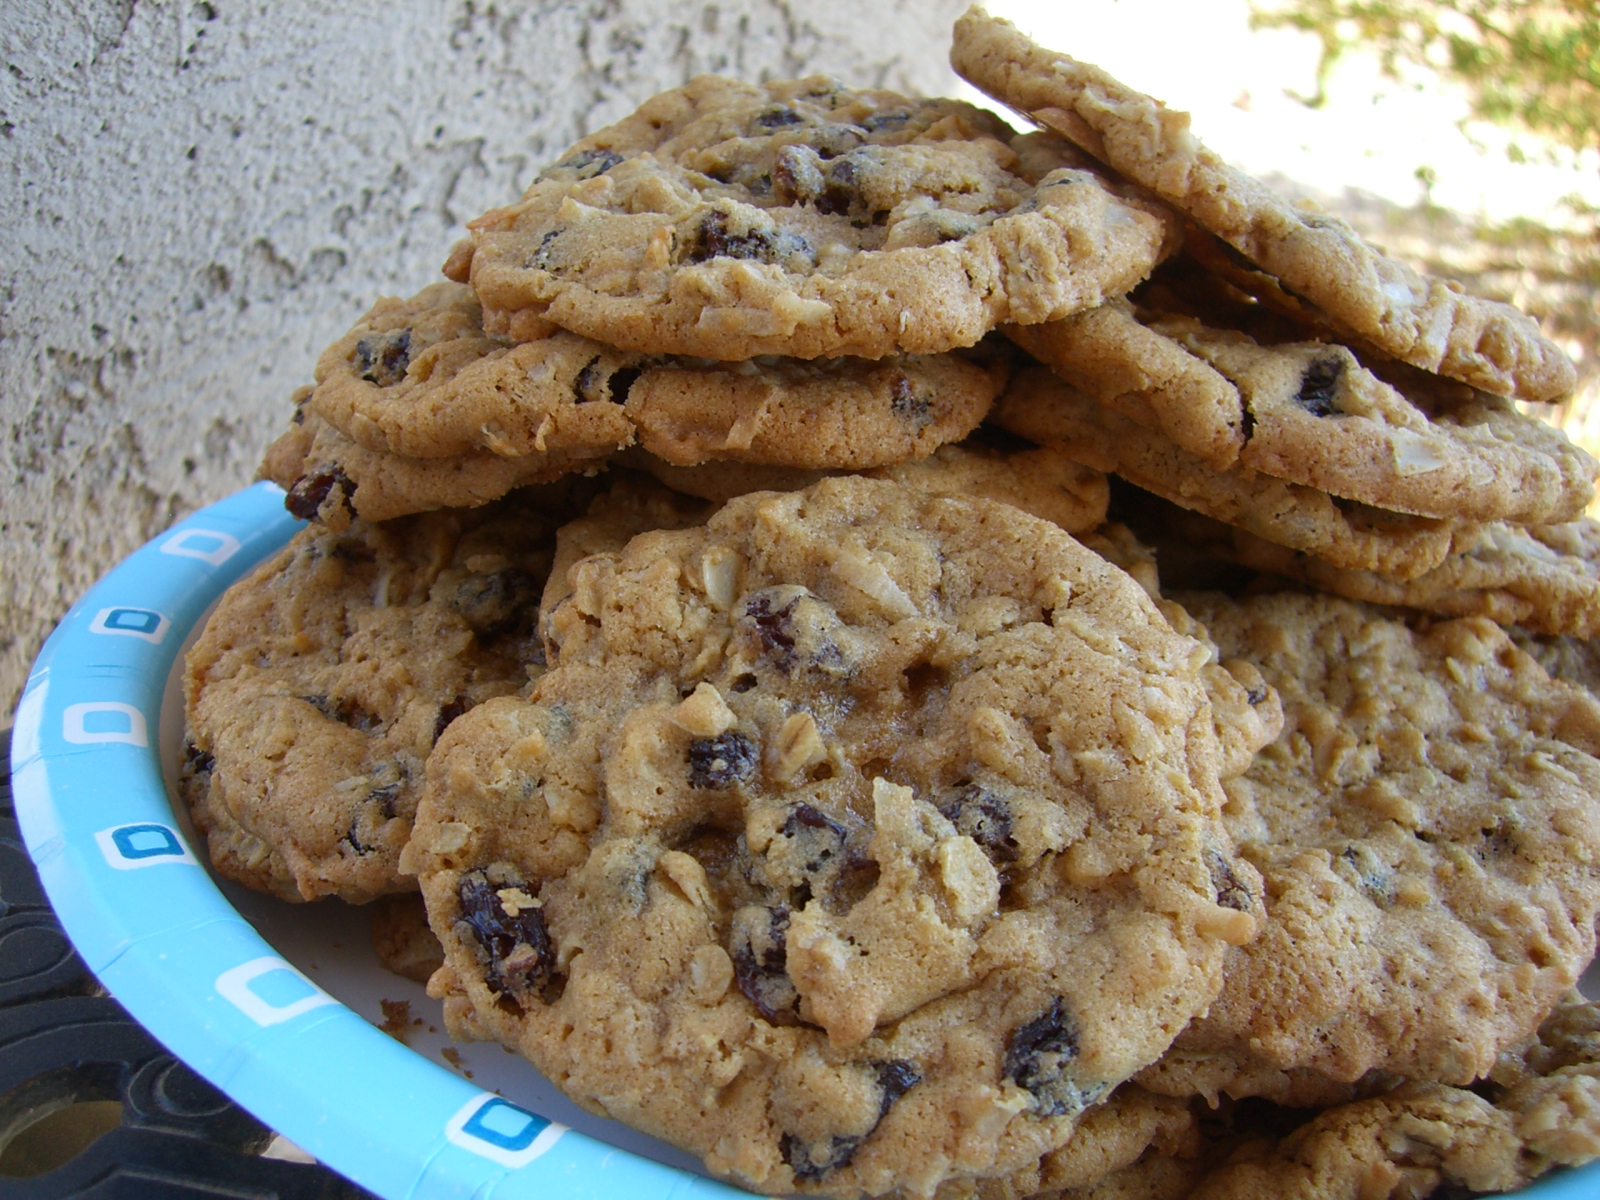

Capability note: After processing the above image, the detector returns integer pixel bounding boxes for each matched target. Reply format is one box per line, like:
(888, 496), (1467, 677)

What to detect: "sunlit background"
(966, 1), (1600, 502)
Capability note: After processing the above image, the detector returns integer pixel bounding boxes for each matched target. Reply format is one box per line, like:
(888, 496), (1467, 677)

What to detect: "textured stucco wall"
(0, 0), (968, 714)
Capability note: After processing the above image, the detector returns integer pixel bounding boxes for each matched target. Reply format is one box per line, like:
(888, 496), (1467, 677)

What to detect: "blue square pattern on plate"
(9, 480), (1598, 1198)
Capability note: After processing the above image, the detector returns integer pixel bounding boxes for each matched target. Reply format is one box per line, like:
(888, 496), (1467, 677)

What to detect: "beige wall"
(0, 0), (968, 713)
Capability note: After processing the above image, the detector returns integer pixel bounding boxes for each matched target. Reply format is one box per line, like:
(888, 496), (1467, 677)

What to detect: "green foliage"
(1249, 1), (1600, 155)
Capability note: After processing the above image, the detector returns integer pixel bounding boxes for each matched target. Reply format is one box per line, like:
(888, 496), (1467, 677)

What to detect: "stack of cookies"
(182, 6), (1600, 1198)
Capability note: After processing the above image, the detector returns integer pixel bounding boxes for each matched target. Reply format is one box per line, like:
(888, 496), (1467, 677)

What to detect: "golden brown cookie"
(991, 365), (1459, 579)
(264, 408), (599, 527)
(310, 280), (1008, 470)
(1010, 300), (1596, 523)
(459, 73), (1171, 359)
(407, 476), (1259, 1197)
(626, 348), (1005, 469)
(182, 489), (577, 902)
(951, 6), (1577, 403)
(307, 280), (637, 460)
(1226, 516), (1600, 640)
(1134, 591), (1600, 1105)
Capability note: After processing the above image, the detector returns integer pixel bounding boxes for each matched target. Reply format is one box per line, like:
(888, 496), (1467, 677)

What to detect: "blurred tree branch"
(1249, 0), (1597, 420)
(1249, 1), (1599, 156)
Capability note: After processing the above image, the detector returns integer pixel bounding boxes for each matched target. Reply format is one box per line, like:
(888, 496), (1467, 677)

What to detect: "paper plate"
(9, 481), (1599, 1198)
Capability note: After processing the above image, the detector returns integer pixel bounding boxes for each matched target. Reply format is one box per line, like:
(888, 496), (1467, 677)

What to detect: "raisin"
(689, 210), (814, 266)
(285, 468), (356, 522)
(778, 804), (847, 874)
(781, 1132), (853, 1182)
(1294, 357), (1345, 417)
(740, 588), (853, 678)
(731, 904), (799, 1023)
(873, 1059), (920, 1110)
(745, 592), (801, 669)
(1339, 844), (1397, 904)
(433, 695), (471, 746)
(182, 741), (214, 776)
(936, 783), (1018, 863)
(773, 144), (825, 206)
(818, 156), (860, 216)
(337, 698), (380, 732)
(345, 813), (377, 856)
(805, 123), (864, 159)
(688, 733), (758, 789)
(677, 824), (742, 879)
(1245, 684), (1269, 705)
(860, 109), (911, 132)
(1004, 998), (1084, 1116)
(755, 105), (804, 129)
(354, 330), (412, 387)
(573, 356), (605, 403)
(888, 374), (930, 422)
(301, 693), (381, 732)
(455, 869), (558, 1003)
(542, 147), (623, 180)
(779, 1059), (921, 1181)
(530, 228), (562, 270)
(1206, 848), (1253, 911)
(451, 568), (539, 640)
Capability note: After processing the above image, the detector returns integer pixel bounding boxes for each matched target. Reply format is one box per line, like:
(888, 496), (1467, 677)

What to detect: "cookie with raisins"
(310, 280), (1007, 471)
(456, 74), (1173, 360)
(407, 475), (1261, 1197)
(307, 279), (634, 461)
(181, 486), (581, 903)
(262, 408), (599, 527)
(952, 7), (1576, 404)
(1007, 298), (1595, 525)
(1131, 591), (1600, 1106)
(993, 365), (1460, 579)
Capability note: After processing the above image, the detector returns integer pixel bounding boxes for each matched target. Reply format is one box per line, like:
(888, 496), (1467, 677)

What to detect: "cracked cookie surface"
(407, 476), (1258, 1197)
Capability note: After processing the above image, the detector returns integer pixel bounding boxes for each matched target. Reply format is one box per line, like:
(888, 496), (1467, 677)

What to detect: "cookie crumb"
(379, 998), (413, 1042)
